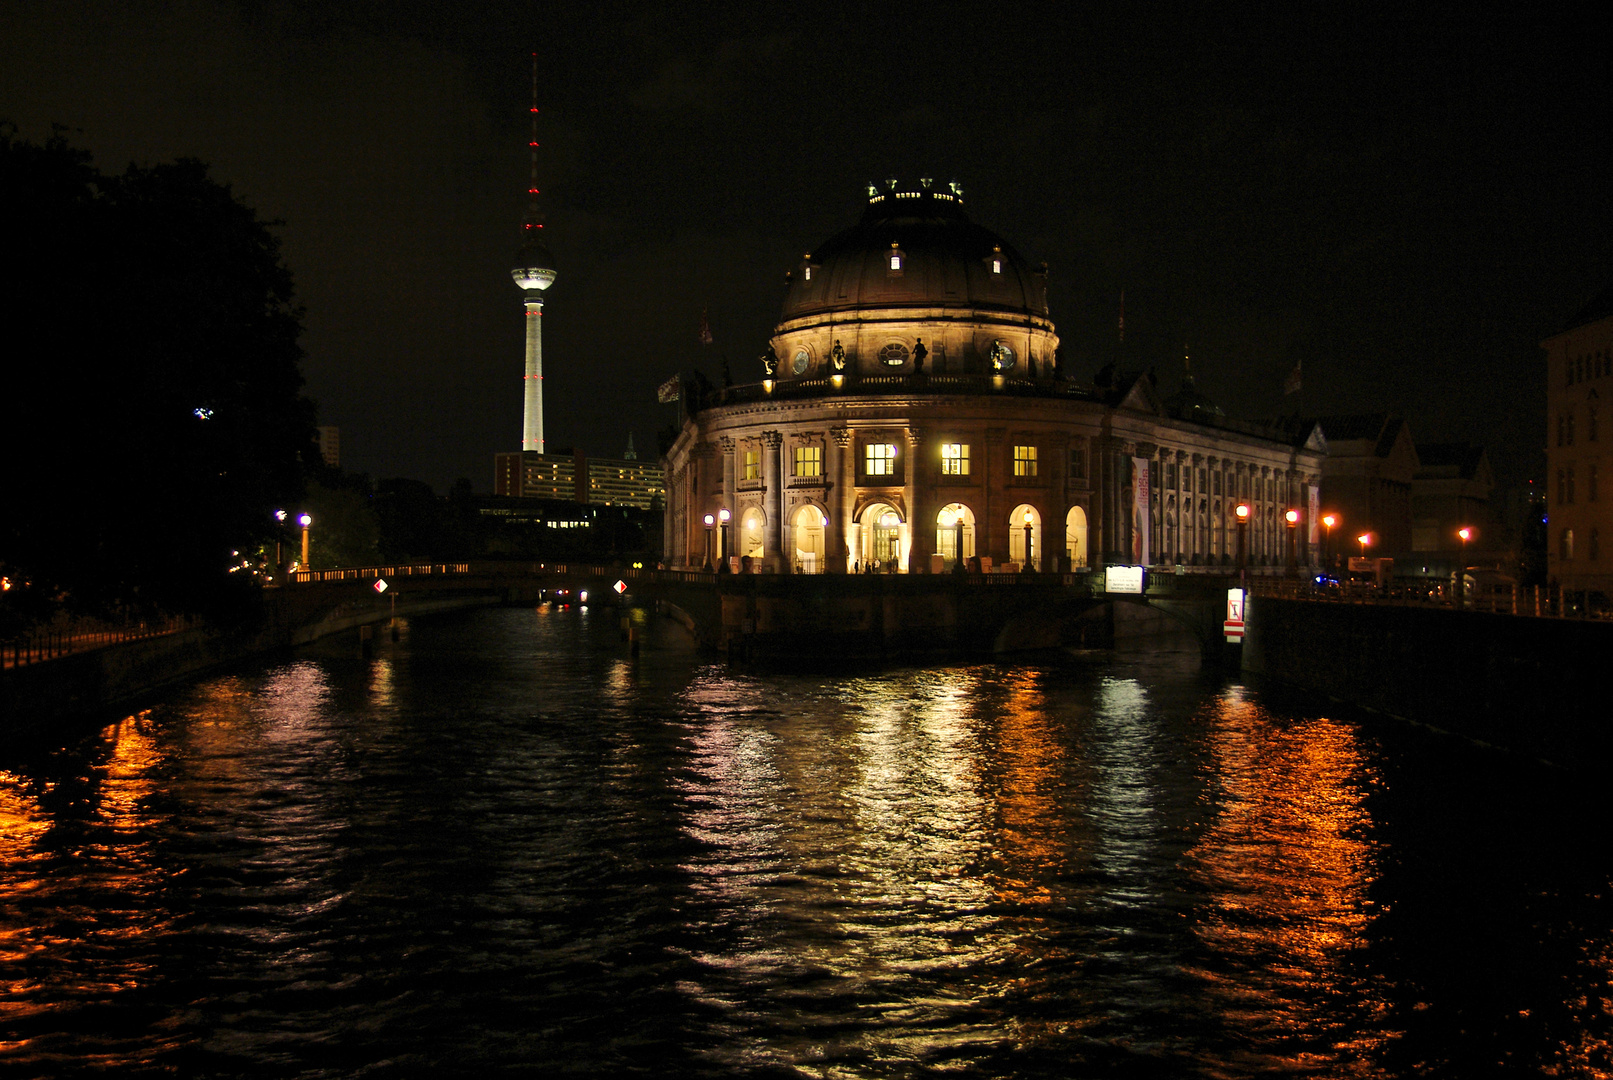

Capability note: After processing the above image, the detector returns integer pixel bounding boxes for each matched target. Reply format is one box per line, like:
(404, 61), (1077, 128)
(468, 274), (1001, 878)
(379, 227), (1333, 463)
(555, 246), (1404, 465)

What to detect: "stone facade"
(664, 185), (1324, 574)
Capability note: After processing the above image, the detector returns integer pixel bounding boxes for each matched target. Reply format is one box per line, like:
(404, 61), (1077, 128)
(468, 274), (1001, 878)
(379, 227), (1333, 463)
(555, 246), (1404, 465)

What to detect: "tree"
(0, 127), (316, 623)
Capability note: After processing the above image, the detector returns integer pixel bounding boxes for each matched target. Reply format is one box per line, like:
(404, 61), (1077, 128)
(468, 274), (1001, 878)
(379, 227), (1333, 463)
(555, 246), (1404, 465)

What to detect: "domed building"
(664, 183), (1326, 575)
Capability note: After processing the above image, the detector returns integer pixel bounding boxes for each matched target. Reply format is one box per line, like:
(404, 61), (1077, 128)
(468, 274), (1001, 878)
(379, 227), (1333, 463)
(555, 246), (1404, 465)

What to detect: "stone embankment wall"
(1, 590), (496, 739)
(1243, 596), (1609, 767)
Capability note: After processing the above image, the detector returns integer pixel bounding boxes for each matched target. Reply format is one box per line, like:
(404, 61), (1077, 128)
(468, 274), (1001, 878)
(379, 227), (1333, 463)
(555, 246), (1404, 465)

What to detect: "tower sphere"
(512, 234), (557, 292)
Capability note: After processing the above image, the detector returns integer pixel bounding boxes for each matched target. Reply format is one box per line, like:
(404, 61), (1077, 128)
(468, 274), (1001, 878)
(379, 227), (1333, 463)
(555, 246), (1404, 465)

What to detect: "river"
(1, 605), (1608, 1077)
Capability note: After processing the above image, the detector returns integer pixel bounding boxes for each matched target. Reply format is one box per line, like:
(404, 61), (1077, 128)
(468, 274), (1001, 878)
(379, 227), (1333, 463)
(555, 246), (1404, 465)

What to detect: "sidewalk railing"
(2, 614), (198, 670)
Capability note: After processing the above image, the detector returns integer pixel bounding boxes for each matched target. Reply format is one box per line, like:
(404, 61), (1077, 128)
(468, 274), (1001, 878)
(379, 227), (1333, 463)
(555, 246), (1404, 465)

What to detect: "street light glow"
(1235, 503), (1250, 521)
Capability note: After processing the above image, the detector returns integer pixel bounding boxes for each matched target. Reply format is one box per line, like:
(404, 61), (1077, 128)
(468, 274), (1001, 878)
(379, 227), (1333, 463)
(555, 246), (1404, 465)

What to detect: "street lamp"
(1023, 509), (1034, 571)
(1321, 513), (1338, 569)
(1457, 526), (1472, 607)
(703, 513), (715, 571)
(718, 507), (731, 569)
(1234, 503), (1250, 587)
(1357, 532), (1372, 558)
(298, 512), (312, 570)
(1285, 508), (1300, 574)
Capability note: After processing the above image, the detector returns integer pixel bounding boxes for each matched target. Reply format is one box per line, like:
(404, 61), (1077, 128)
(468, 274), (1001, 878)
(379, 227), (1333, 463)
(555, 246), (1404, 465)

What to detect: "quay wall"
(1242, 596), (1611, 767)
(1, 589), (496, 740)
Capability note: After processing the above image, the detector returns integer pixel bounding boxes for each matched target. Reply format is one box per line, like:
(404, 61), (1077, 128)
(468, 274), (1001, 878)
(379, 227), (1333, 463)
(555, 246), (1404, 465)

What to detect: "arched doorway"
(792, 504), (828, 573)
(740, 507), (765, 560)
(1010, 504), (1041, 570)
(1066, 506), (1088, 568)
(859, 503), (904, 571)
(935, 503), (976, 569)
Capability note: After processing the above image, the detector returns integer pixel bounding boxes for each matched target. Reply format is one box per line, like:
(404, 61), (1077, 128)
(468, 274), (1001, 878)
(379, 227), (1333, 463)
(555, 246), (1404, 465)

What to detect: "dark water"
(1, 606), (1609, 1078)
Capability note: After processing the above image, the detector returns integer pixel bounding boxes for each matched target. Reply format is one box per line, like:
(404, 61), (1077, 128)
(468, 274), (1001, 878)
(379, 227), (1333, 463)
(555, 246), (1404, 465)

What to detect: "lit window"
(744, 450), (760, 481)
(1013, 445), (1038, 477)
(794, 445), (822, 478)
(879, 342), (909, 367)
(866, 443), (896, 476)
(941, 443), (970, 475)
(887, 243), (904, 275)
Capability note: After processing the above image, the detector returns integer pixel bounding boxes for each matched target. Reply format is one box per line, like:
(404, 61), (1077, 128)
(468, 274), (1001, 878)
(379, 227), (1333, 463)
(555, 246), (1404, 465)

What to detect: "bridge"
(281, 561), (1245, 662)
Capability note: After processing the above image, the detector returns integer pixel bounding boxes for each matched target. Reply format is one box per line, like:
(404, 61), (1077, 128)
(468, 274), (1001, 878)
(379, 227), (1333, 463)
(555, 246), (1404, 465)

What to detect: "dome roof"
(779, 186), (1048, 322)
(1163, 375), (1224, 422)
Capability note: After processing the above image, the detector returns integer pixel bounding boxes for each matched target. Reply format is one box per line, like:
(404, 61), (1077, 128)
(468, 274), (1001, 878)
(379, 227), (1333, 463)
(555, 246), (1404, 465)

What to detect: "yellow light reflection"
(1182, 688), (1391, 1067)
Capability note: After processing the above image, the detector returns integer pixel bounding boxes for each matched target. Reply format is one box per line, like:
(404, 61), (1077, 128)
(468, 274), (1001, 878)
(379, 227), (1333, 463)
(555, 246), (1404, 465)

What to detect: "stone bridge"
(285, 562), (1241, 662)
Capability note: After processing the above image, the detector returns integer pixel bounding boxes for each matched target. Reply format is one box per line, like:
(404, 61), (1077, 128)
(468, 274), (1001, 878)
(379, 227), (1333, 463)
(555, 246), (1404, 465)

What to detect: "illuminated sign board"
(1224, 587), (1245, 642)
(1105, 565), (1145, 594)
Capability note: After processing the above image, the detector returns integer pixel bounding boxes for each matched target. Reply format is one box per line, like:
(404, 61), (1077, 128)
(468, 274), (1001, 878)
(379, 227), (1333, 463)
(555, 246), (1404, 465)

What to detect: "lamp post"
(1321, 513), (1338, 570)
(1457, 526), (1472, 607)
(718, 507), (731, 570)
(298, 513), (312, 570)
(1285, 508), (1300, 575)
(1023, 509), (1034, 571)
(1235, 503), (1250, 589)
(703, 513), (714, 571)
(1357, 532), (1371, 558)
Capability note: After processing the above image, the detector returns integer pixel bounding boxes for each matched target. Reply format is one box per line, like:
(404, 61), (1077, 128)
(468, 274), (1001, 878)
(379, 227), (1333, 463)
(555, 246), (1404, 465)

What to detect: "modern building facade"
(663, 184), (1327, 574)
(494, 449), (665, 509)
(1544, 286), (1613, 598)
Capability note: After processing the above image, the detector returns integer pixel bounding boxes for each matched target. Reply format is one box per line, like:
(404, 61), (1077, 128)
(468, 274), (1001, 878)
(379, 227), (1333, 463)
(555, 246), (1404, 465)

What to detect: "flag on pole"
(699, 307), (713, 346)
(1283, 360), (1302, 395)
(656, 375), (681, 404)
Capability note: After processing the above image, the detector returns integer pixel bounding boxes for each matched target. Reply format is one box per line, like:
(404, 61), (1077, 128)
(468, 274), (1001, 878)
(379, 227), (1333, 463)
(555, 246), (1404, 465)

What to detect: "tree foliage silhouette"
(0, 126), (316, 623)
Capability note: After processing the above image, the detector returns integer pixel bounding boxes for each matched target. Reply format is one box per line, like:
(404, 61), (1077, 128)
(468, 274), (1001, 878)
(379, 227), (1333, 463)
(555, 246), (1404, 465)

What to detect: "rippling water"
(1, 606), (1609, 1078)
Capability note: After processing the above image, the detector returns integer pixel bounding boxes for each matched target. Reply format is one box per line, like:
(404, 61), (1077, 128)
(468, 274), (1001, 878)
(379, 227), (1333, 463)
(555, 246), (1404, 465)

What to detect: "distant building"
(663, 183), (1326, 574)
(494, 449), (665, 509)
(1314, 414), (1418, 558)
(1410, 443), (1494, 554)
(1543, 286), (1613, 600)
(316, 426), (340, 469)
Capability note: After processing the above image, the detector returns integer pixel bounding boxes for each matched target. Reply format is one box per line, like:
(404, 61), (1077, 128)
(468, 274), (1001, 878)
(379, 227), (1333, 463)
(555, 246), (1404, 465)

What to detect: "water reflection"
(1183, 685), (1390, 1072)
(0, 609), (1608, 1077)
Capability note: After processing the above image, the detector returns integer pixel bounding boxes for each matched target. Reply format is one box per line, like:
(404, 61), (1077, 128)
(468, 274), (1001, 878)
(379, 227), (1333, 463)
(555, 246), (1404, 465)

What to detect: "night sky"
(6, 2), (1609, 494)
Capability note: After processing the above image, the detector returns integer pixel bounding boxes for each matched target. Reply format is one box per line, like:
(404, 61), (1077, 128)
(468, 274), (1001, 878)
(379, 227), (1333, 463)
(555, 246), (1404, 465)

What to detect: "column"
(763, 430), (784, 573)
(719, 436), (736, 567)
(830, 427), (851, 572)
(904, 427), (927, 572)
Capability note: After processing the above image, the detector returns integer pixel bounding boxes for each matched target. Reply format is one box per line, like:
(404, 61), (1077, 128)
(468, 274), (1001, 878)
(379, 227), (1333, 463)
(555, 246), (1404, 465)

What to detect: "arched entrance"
(740, 507), (765, 560)
(1010, 504), (1041, 570)
(858, 503), (904, 571)
(792, 504), (828, 573)
(935, 503), (976, 570)
(1066, 506), (1088, 568)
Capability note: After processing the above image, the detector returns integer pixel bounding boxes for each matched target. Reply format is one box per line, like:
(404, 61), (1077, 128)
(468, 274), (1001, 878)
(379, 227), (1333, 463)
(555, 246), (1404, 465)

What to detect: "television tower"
(511, 52), (556, 454)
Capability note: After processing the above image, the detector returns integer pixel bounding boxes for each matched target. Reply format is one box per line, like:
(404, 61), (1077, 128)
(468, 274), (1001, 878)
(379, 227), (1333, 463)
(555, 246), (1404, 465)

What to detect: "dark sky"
(5, 2), (1609, 493)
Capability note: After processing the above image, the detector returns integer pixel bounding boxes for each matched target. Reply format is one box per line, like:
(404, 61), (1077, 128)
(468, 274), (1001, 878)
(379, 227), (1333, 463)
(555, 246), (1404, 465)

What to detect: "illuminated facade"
(1544, 286), (1613, 596)
(663, 184), (1325, 574)
(495, 449), (665, 509)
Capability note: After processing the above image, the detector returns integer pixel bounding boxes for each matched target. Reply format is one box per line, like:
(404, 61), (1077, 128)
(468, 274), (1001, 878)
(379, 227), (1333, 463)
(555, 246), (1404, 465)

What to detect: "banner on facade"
(1131, 456), (1152, 566)
(1308, 485), (1320, 548)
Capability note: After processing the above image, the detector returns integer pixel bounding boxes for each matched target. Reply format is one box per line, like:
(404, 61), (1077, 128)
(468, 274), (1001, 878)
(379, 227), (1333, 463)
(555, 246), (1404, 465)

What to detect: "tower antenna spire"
(525, 51), (544, 235)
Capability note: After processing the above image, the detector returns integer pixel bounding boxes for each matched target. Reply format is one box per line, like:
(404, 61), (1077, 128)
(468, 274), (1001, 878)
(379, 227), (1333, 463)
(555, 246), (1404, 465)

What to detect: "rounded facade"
(664, 185), (1324, 577)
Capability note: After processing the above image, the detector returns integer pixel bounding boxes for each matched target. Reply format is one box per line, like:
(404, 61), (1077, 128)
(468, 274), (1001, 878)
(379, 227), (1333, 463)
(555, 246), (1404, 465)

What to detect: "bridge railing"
(291, 564), (472, 584)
